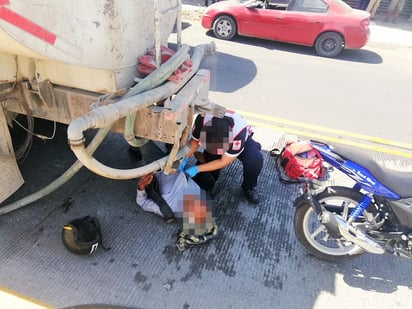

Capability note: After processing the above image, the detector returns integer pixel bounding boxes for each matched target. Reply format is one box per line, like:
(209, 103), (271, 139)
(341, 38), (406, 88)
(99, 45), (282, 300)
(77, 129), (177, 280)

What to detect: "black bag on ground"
(62, 216), (108, 255)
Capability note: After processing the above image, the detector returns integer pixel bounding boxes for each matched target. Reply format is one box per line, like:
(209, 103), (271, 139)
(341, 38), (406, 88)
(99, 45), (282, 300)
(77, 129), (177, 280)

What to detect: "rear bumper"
(345, 27), (370, 49)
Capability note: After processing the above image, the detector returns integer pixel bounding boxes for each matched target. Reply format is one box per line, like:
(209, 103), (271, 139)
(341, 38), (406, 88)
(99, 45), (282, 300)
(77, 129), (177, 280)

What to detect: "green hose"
(0, 125), (111, 216)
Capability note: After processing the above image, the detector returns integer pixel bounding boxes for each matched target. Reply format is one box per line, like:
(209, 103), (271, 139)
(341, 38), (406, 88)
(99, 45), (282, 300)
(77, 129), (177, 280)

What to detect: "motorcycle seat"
(328, 143), (412, 199)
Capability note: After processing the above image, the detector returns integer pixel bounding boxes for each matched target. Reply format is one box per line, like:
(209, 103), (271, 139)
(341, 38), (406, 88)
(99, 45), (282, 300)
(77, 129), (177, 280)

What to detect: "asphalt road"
(174, 9), (412, 148)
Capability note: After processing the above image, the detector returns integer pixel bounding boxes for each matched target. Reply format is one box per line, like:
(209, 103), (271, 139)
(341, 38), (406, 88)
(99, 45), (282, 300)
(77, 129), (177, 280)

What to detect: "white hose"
(67, 43), (216, 180)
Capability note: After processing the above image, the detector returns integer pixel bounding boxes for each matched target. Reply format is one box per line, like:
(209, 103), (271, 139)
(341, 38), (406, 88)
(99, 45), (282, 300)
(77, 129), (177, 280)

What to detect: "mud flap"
(0, 108), (24, 203)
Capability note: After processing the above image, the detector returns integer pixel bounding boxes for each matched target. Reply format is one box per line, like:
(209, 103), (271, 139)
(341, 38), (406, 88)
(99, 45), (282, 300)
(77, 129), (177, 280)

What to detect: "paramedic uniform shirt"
(192, 112), (252, 158)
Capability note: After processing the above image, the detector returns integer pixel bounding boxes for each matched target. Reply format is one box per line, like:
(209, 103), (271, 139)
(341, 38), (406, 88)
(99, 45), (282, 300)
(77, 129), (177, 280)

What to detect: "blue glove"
(178, 157), (188, 172)
(184, 166), (199, 178)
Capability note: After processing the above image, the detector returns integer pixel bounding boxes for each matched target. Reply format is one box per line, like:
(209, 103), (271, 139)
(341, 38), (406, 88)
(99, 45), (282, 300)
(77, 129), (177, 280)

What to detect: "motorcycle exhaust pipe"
(320, 211), (385, 254)
(318, 211), (341, 239)
(334, 214), (385, 254)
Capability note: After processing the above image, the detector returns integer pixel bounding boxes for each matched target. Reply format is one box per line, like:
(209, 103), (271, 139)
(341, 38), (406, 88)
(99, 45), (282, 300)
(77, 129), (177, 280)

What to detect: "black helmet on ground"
(61, 216), (102, 255)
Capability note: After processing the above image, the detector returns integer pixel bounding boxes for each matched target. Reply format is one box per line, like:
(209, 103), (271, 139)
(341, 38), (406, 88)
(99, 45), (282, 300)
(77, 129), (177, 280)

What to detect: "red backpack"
(271, 140), (324, 180)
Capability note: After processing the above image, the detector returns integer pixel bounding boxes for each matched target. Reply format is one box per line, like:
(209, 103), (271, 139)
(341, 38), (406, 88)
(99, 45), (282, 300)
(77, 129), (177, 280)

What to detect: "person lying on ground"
(136, 169), (218, 250)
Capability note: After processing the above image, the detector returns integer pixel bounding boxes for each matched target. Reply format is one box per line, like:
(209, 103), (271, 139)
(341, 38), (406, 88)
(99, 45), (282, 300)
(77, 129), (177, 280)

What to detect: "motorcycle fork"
(296, 181), (326, 216)
(298, 183), (343, 239)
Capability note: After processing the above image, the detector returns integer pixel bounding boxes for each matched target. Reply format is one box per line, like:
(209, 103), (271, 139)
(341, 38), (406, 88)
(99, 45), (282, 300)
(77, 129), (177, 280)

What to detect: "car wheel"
(315, 32), (344, 58)
(213, 15), (237, 40)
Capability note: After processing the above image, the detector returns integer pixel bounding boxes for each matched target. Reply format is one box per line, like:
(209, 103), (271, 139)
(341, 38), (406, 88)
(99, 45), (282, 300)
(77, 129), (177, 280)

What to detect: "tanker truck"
(0, 0), (220, 213)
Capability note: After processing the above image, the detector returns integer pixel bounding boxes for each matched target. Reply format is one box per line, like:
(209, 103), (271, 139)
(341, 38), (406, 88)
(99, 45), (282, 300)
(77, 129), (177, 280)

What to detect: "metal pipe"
(122, 41), (217, 147)
(123, 44), (190, 100)
(335, 215), (385, 254)
(123, 44), (190, 147)
(68, 43), (215, 142)
(176, 0), (182, 48)
(154, 0), (161, 68)
(67, 42), (216, 179)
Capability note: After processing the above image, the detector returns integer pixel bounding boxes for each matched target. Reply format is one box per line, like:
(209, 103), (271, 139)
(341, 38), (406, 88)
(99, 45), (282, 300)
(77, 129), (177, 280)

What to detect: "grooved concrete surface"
(1, 123), (411, 309)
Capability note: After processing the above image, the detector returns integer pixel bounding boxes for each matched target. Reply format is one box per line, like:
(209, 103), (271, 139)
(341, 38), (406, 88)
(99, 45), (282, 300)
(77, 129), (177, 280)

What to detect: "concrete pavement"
(2, 121), (411, 309)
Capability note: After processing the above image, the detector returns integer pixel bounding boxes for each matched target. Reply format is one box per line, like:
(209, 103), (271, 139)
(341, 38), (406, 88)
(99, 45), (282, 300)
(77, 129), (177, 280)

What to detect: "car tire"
(213, 15), (237, 40)
(315, 32), (344, 58)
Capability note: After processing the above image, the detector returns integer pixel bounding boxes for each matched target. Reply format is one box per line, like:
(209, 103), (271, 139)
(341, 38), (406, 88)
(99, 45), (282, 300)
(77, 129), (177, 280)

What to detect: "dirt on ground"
(182, 2), (206, 20)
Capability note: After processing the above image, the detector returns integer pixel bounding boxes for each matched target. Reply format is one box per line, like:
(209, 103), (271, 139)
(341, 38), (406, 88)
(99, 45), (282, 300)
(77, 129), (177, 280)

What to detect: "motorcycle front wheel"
(294, 186), (373, 262)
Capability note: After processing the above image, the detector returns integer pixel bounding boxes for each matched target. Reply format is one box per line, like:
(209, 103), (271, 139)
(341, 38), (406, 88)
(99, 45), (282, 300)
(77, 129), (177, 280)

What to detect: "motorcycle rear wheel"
(294, 186), (374, 262)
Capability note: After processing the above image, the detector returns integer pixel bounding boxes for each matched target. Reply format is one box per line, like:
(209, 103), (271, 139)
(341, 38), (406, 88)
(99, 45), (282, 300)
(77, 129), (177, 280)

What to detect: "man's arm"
(137, 173), (154, 191)
(136, 174), (163, 217)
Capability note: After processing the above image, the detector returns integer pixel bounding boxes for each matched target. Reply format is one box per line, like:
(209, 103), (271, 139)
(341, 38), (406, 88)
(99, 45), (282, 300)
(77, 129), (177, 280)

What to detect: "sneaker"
(384, 17), (389, 22)
(243, 187), (260, 204)
(392, 18), (397, 24)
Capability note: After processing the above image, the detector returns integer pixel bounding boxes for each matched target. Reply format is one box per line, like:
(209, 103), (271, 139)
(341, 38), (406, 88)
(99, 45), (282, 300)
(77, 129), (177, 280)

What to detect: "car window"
(242, 0), (266, 9)
(332, 0), (353, 12)
(288, 0), (328, 13)
(240, 0), (263, 5)
(266, 0), (290, 10)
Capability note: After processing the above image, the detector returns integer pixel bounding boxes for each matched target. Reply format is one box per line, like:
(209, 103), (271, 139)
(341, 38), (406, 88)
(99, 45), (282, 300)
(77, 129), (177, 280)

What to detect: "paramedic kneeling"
(181, 111), (263, 204)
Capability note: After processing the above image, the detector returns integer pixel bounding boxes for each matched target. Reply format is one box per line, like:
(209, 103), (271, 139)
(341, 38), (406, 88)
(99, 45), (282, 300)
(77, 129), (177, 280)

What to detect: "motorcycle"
(293, 140), (412, 262)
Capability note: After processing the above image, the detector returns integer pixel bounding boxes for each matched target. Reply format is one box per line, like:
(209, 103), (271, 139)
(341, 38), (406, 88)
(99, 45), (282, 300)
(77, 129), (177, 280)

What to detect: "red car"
(201, 0), (370, 57)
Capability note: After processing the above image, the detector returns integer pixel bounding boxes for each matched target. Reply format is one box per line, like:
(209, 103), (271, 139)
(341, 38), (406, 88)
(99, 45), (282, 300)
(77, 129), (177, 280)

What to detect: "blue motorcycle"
(293, 140), (412, 262)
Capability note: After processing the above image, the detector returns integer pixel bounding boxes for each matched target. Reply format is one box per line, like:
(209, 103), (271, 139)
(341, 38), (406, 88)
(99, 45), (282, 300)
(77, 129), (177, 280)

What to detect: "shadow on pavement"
(168, 37), (258, 93)
(340, 254), (412, 293)
(204, 30), (383, 64)
(172, 21), (193, 33)
(200, 51), (257, 93)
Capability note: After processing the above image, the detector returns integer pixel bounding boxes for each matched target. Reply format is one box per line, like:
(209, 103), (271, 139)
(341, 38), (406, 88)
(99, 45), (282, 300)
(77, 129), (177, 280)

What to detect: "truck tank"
(0, 0), (178, 92)
(0, 0), (220, 208)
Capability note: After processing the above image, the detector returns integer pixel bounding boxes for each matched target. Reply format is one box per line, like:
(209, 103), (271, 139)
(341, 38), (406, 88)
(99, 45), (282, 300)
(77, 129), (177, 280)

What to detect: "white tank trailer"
(0, 0), (219, 211)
